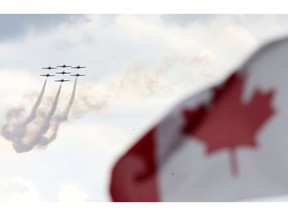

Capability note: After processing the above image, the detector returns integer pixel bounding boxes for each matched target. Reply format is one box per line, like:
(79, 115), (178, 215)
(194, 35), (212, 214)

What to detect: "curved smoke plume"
(1, 79), (48, 151)
(39, 78), (77, 145)
(1, 82), (62, 153)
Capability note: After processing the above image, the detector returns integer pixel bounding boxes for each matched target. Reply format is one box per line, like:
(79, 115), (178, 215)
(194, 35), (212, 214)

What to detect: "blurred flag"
(110, 37), (288, 201)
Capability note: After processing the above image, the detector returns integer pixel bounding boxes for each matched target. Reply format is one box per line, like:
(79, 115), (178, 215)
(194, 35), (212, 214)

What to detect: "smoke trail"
(2, 54), (210, 154)
(60, 78), (77, 121)
(27, 84), (62, 148)
(21, 79), (47, 126)
(8, 84), (62, 153)
(1, 79), (48, 145)
(39, 78), (77, 145)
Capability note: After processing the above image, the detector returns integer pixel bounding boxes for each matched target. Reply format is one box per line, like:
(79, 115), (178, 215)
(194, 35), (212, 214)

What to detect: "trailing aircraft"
(42, 66), (57, 70)
(55, 79), (70, 82)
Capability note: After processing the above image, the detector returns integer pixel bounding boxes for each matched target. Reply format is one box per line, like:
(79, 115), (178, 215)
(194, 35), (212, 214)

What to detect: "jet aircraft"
(42, 66), (57, 70)
(55, 79), (70, 82)
(71, 66), (86, 69)
(56, 71), (71, 75)
(57, 64), (72, 68)
(70, 73), (85, 77)
(40, 73), (55, 77)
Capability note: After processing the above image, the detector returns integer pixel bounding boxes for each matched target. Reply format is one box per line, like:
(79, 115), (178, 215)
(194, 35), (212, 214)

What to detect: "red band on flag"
(110, 128), (159, 201)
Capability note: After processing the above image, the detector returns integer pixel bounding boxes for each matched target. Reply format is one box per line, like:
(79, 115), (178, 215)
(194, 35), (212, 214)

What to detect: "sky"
(0, 14), (288, 202)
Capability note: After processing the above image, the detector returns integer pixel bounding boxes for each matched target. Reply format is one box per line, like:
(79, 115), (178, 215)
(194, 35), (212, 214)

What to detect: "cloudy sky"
(0, 14), (288, 202)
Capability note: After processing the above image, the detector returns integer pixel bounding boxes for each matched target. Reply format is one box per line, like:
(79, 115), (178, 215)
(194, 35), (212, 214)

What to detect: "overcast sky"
(0, 14), (288, 201)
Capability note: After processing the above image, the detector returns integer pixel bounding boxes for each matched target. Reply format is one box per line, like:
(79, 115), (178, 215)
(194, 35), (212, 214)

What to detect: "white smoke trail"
(1, 79), (48, 149)
(26, 84), (62, 149)
(2, 54), (210, 153)
(20, 79), (48, 126)
(39, 78), (77, 145)
(60, 78), (77, 121)
(6, 84), (62, 153)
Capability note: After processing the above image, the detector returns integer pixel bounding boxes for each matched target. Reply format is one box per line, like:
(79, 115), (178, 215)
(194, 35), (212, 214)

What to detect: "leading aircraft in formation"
(55, 79), (70, 83)
(57, 64), (72, 68)
(70, 73), (85, 77)
(42, 66), (57, 70)
(40, 73), (55, 77)
(71, 66), (86, 69)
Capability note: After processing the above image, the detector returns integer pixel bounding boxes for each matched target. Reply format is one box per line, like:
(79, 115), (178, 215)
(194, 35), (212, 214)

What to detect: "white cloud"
(0, 177), (42, 202)
(58, 184), (88, 202)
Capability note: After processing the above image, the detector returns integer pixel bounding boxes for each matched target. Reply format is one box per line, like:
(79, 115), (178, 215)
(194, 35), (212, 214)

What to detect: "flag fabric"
(110, 37), (288, 201)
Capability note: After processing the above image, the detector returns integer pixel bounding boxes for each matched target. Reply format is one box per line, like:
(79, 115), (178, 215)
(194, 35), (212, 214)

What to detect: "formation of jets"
(41, 65), (86, 82)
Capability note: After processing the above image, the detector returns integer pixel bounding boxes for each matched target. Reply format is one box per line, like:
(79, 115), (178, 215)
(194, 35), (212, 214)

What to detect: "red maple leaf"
(182, 73), (275, 176)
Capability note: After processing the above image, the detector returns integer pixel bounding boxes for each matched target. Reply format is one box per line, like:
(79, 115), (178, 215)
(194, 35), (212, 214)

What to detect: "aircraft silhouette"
(40, 73), (55, 77)
(56, 71), (71, 75)
(71, 66), (86, 69)
(42, 66), (57, 70)
(55, 79), (70, 82)
(57, 64), (72, 68)
(70, 73), (85, 77)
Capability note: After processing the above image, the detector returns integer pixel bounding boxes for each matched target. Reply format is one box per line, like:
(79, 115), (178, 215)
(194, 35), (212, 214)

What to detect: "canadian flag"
(110, 37), (288, 201)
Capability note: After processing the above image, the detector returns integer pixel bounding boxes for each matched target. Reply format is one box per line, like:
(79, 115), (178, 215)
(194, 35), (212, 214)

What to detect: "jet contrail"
(40, 78), (78, 145)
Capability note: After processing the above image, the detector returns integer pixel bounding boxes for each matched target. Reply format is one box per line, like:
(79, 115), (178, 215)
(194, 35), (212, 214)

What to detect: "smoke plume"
(1, 82), (62, 153)
(27, 84), (62, 149)
(1, 53), (212, 153)
(39, 78), (77, 145)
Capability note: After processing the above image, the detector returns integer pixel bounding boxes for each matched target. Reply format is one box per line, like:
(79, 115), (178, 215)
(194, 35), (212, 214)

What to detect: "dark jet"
(57, 64), (72, 68)
(40, 73), (55, 77)
(42, 66), (57, 70)
(55, 79), (70, 82)
(71, 65), (86, 69)
(56, 71), (71, 75)
(70, 73), (85, 77)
